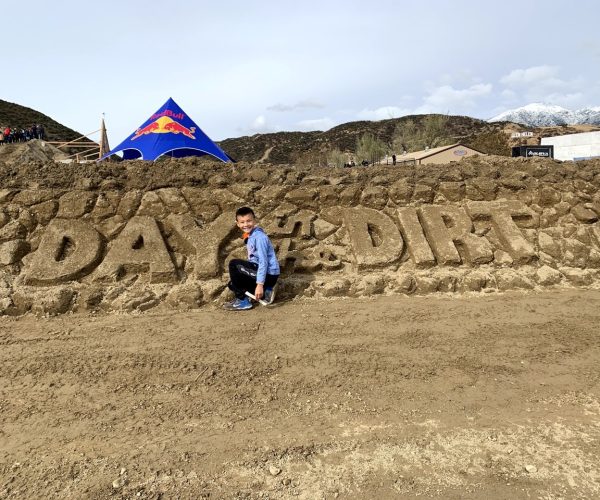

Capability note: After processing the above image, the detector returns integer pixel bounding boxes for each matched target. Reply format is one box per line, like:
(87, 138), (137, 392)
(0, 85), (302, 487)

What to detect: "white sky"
(4, 0), (600, 143)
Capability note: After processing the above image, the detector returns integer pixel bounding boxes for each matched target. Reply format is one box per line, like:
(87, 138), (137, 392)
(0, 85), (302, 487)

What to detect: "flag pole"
(99, 113), (110, 159)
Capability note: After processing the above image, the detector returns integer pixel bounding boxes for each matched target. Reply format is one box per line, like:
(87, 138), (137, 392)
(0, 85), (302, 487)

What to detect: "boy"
(223, 207), (280, 311)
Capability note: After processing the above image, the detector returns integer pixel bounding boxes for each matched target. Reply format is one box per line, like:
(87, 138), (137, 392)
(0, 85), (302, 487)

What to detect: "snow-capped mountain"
(489, 103), (600, 127)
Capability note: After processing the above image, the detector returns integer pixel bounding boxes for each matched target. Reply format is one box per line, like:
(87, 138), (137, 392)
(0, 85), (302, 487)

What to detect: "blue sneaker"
(263, 286), (276, 305)
(223, 297), (252, 311)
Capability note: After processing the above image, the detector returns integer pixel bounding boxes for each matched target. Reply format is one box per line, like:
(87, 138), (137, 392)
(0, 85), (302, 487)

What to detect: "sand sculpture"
(1, 155), (600, 315)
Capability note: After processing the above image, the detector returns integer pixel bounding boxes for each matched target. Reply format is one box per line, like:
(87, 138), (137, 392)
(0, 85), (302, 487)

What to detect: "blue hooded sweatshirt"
(247, 227), (280, 284)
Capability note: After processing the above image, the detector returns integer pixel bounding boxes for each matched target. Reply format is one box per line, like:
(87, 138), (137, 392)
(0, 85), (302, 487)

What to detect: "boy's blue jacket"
(247, 227), (280, 284)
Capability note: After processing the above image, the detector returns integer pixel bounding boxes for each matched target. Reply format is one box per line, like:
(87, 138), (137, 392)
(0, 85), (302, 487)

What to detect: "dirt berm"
(1, 151), (600, 315)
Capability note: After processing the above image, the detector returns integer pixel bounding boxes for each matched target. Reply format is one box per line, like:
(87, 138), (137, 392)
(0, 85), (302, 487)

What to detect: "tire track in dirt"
(1, 290), (600, 498)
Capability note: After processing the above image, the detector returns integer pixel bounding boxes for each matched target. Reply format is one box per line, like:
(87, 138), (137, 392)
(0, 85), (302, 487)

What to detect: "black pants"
(228, 259), (279, 299)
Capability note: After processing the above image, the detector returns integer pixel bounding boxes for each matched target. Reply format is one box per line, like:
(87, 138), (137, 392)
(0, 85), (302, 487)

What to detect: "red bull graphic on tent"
(101, 98), (233, 162)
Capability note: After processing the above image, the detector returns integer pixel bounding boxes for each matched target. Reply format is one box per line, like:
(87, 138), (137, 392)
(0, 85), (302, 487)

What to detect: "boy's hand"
(255, 283), (264, 300)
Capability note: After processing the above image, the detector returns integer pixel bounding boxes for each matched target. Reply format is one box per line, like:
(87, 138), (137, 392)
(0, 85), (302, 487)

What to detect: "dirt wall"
(1, 155), (600, 315)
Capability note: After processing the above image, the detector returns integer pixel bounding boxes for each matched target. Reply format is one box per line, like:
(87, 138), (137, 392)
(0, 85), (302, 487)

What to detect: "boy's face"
(236, 213), (256, 233)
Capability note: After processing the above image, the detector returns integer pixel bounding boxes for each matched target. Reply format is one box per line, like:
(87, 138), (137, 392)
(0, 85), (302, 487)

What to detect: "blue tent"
(101, 98), (233, 162)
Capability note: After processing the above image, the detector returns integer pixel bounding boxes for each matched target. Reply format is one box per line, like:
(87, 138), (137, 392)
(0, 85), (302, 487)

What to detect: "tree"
(422, 114), (449, 149)
(356, 133), (387, 165)
(326, 148), (347, 168)
(392, 118), (416, 154)
(391, 114), (451, 153)
(465, 131), (510, 156)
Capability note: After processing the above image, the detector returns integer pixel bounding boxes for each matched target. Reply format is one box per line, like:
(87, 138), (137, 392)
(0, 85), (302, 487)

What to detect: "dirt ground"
(1, 290), (600, 499)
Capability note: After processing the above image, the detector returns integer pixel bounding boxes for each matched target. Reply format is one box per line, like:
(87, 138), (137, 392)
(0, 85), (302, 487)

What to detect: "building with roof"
(394, 143), (484, 166)
(541, 130), (600, 161)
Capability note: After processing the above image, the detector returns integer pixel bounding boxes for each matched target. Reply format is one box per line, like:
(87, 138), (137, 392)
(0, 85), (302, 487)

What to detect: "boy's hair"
(236, 206), (255, 219)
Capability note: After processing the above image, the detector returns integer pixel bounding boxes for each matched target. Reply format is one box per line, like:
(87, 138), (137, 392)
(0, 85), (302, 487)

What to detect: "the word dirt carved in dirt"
(17, 200), (550, 285)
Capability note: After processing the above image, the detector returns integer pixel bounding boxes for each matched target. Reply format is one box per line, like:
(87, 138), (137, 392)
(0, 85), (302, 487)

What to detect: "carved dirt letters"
(4, 178), (599, 315)
(419, 205), (493, 265)
(93, 216), (176, 283)
(166, 212), (237, 278)
(466, 201), (537, 264)
(23, 219), (103, 285)
(342, 208), (404, 270)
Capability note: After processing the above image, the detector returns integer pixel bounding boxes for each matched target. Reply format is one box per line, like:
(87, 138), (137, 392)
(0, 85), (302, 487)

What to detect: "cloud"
(500, 65), (559, 86)
(267, 99), (325, 112)
(357, 106), (410, 121)
(543, 92), (584, 107)
(251, 115), (268, 131)
(243, 115), (279, 134)
(296, 117), (335, 131)
(499, 65), (589, 107)
(438, 70), (483, 87)
(416, 83), (492, 114)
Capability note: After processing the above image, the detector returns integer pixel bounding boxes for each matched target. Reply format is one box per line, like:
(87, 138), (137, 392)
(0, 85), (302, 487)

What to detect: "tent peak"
(101, 98), (231, 163)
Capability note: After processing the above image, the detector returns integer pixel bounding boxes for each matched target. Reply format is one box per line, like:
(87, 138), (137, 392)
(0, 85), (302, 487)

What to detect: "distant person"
(223, 206), (280, 311)
(37, 124), (45, 140)
(392, 154), (397, 165)
(0, 129), (4, 145)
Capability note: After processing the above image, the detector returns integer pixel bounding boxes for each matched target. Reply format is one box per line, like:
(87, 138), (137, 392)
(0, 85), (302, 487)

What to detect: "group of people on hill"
(0, 124), (45, 145)
(344, 154), (398, 168)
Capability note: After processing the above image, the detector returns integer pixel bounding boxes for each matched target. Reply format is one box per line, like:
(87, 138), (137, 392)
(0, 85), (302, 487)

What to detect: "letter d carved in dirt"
(23, 219), (103, 285)
(342, 208), (404, 270)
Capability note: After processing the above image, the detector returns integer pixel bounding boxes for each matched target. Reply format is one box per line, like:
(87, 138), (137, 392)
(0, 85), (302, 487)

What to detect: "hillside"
(219, 116), (600, 164)
(0, 99), (83, 142)
(219, 115), (513, 163)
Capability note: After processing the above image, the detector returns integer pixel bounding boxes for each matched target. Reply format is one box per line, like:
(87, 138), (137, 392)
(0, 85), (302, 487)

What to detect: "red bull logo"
(132, 116), (196, 140)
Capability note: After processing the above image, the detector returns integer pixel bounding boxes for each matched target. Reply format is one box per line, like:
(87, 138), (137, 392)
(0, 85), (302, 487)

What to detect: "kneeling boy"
(223, 207), (280, 311)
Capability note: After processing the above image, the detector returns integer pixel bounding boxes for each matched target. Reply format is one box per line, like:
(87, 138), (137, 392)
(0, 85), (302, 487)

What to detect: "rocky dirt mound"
(0, 140), (68, 168)
(1, 154), (600, 316)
